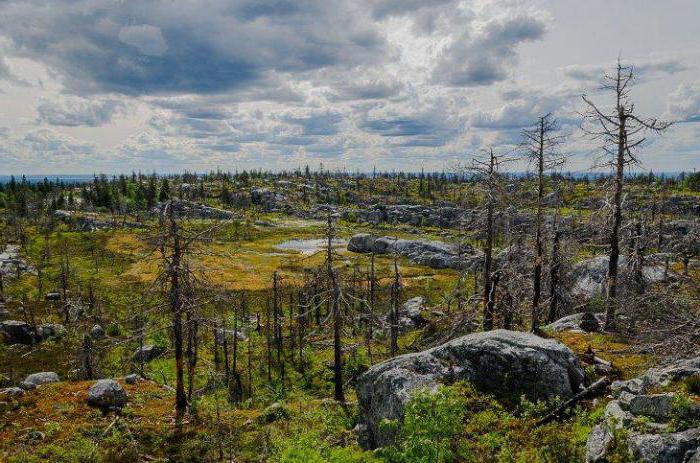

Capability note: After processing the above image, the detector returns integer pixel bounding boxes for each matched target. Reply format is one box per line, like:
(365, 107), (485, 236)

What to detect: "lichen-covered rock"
(0, 320), (35, 344)
(87, 379), (127, 412)
(133, 345), (165, 363)
(586, 424), (614, 463)
(546, 312), (605, 333)
(90, 324), (105, 339)
(0, 387), (25, 397)
(569, 255), (667, 299)
(124, 374), (139, 385)
(34, 324), (65, 341)
(628, 394), (675, 422)
(356, 329), (584, 448)
(22, 372), (59, 387)
(628, 428), (700, 463)
(612, 357), (700, 396)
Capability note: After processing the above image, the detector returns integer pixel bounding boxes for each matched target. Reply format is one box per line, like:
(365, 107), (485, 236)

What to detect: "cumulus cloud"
(0, 0), (389, 95)
(36, 96), (126, 127)
(666, 82), (700, 122)
(433, 13), (549, 87)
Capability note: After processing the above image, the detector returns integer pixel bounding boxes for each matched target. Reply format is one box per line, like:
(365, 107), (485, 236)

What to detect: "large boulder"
(87, 379), (127, 412)
(545, 312), (605, 333)
(569, 255), (667, 299)
(0, 320), (35, 344)
(628, 428), (700, 463)
(133, 345), (165, 363)
(356, 329), (585, 448)
(346, 234), (482, 271)
(22, 372), (59, 388)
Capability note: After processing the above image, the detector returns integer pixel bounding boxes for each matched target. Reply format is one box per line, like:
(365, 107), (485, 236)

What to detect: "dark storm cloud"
(0, 0), (388, 95)
(433, 14), (548, 87)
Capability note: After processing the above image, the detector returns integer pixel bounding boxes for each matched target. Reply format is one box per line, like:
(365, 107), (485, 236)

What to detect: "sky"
(0, 0), (699, 175)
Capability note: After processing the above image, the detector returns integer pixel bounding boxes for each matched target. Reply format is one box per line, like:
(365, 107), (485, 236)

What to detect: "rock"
(605, 400), (634, 428)
(0, 387), (25, 397)
(87, 379), (127, 412)
(389, 297), (427, 331)
(44, 292), (62, 301)
(612, 357), (700, 396)
(0, 374), (10, 387)
(586, 423), (614, 463)
(628, 428), (700, 463)
(569, 255), (667, 299)
(214, 328), (248, 344)
(258, 402), (289, 423)
(546, 312), (605, 333)
(347, 234), (482, 271)
(628, 394), (675, 422)
(22, 372), (59, 387)
(0, 320), (35, 344)
(124, 374), (139, 385)
(0, 244), (36, 278)
(356, 329), (584, 448)
(347, 234), (376, 253)
(34, 323), (66, 341)
(133, 345), (165, 363)
(90, 324), (105, 339)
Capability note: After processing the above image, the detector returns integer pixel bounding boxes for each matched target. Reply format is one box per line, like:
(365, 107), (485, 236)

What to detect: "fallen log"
(536, 376), (611, 426)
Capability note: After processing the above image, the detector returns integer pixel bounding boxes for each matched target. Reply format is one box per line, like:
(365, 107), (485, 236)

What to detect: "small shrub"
(684, 375), (700, 395)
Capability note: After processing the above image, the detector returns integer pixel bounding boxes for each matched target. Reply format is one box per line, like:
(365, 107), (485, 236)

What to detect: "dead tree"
(581, 59), (671, 330)
(521, 114), (565, 332)
(325, 213), (345, 403)
(389, 254), (401, 357)
(469, 148), (514, 330)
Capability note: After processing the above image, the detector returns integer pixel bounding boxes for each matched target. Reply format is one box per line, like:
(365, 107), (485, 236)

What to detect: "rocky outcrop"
(151, 200), (235, 220)
(587, 356), (700, 463)
(0, 244), (35, 279)
(347, 234), (482, 271)
(53, 210), (143, 232)
(87, 379), (127, 412)
(356, 329), (584, 448)
(133, 345), (165, 363)
(569, 255), (667, 299)
(215, 328), (248, 343)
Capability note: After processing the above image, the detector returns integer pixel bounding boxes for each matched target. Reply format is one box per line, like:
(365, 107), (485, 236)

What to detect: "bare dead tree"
(581, 58), (672, 330)
(325, 212), (345, 403)
(389, 253), (402, 357)
(469, 147), (515, 330)
(521, 114), (565, 332)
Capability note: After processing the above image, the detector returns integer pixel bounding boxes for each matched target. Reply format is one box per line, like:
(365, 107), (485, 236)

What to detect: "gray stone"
(133, 345), (165, 363)
(612, 357), (700, 395)
(90, 324), (105, 339)
(586, 423), (614, 463)
(0, 387), (25, 397)
(605, 400), (634, 428)
(124, 374), (139, 385)
(628, 428), (700, 463)
(356, 329), (584, 448)
(629, 394), (676, 422)
(569, 255), (667, 300)
(23, 372), (59, 387)
(34, 324), (66, 341)
(87, 379), (127, 411)
(546, 312), (605, 333)
(0, 320), (35, 344)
